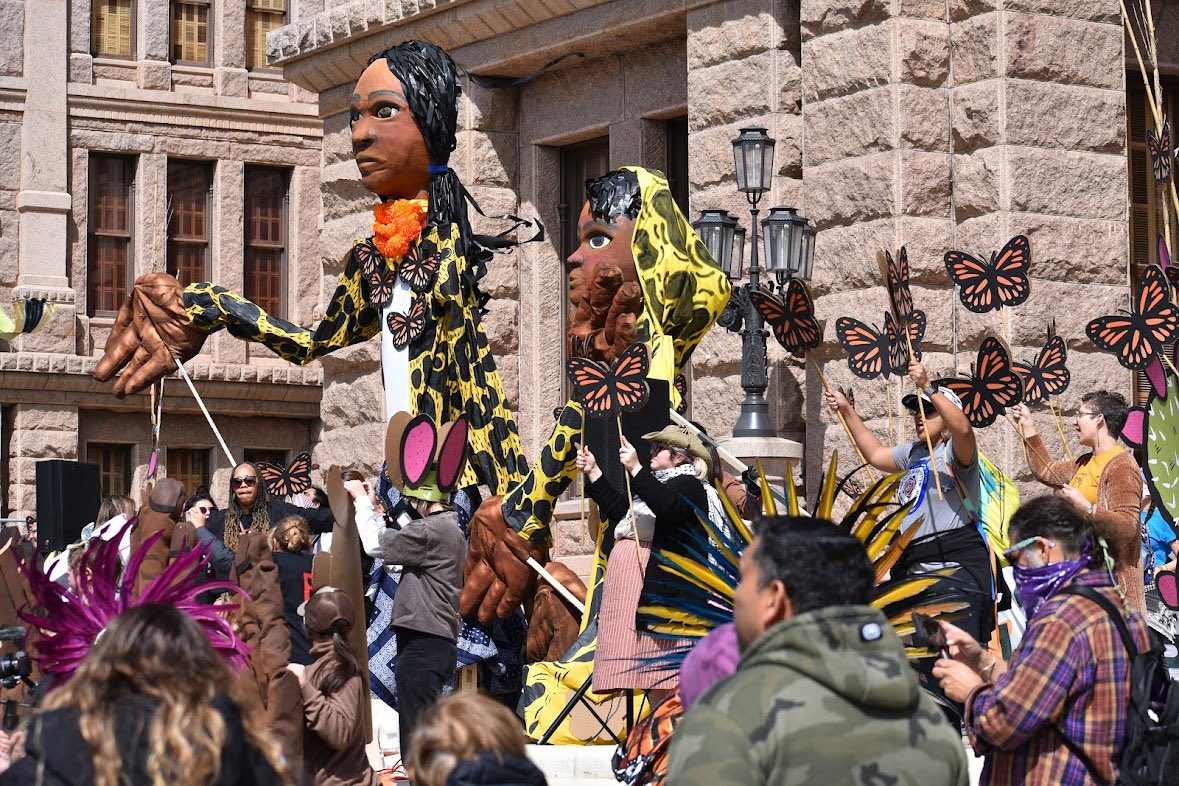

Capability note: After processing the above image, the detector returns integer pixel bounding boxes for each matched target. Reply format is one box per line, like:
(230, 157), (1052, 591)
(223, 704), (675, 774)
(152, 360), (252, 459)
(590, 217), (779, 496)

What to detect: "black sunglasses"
(231, 476), (258, 489)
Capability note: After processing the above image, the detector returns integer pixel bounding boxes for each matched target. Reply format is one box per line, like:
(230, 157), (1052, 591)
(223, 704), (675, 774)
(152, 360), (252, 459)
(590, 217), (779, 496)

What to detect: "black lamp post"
(692, 128), (816, 439)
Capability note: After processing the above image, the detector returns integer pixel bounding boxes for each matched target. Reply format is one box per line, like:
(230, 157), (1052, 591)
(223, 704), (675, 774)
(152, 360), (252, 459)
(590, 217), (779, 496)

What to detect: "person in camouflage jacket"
(666, 517), (968, 786)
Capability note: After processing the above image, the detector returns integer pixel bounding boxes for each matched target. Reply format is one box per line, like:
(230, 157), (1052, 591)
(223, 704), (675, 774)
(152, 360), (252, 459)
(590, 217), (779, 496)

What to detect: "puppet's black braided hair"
(367, 41), (538, 297)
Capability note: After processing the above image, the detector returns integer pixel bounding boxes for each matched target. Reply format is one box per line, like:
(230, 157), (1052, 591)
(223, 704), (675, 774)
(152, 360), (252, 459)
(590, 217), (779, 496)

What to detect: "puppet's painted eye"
(588, 234), (612, 250)
(376, 105), (398, 119)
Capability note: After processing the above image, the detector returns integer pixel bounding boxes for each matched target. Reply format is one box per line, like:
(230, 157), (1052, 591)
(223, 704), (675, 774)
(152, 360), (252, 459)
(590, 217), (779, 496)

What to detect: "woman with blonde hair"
(0, 604), (286, 785)
(271, 514), (316, 665)
(409, 692), (546, 786)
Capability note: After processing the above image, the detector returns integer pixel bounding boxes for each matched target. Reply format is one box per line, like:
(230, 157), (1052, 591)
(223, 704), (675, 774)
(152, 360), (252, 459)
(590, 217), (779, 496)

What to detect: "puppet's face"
(350, 60), (432, 201)
(566, 202), (639, 303)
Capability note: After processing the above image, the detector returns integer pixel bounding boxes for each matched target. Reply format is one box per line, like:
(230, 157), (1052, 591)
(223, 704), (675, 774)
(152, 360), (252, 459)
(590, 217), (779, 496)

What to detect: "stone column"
(6, 404), (79, 519)
(68, 0), (93, 83)
(135, 153), (169, 278)
(215, 0), (249, 96)
(15, 0), (76, 354)
(137, 0), (171, 89)
(212, 159), (248, 364)
(686, 0), (804, 459)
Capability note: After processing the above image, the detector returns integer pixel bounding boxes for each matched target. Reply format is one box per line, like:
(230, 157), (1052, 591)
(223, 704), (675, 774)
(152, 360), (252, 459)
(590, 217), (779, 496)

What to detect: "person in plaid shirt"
(934, 495), (1151, 785)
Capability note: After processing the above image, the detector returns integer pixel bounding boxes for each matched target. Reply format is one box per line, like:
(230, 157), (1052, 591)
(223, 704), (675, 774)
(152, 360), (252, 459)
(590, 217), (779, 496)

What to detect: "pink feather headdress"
(17, 520), (251, 681)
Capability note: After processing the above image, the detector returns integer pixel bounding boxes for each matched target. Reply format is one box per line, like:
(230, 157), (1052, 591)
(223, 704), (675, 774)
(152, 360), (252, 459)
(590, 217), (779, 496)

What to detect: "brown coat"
(1024, 434), (1145, 613)
(301, 642), (378, 786)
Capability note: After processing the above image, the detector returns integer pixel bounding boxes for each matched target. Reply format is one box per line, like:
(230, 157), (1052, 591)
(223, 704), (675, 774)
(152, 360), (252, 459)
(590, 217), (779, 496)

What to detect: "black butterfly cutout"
(399, 242), (444, 293)
(1086, 265), (1179, 371)
(1148, 121), (1172, 185)
(1013, 329), (1070, 406)
(934, 337), (1024, 428)
(356, 240), (397, 309)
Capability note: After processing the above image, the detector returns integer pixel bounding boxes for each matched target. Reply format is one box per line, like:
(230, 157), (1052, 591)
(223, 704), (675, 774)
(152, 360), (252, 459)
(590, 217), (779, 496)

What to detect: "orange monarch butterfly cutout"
(565, 342), (652, 420)
(398, 242), (442, 293)
(257, 451), (314, 498)
(749, 279), (821, 359)
(386, 296), (428, 350)
(836, 310), (926, 380)
(1086, 265), (1179, 372)
(934, 337), (1024, 429)
(944, 235), (1032, 315)
(1013, 332), (1071, 407)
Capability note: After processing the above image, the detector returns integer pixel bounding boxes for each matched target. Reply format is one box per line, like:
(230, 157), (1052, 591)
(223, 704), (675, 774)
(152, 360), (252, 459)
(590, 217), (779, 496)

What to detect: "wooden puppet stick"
(1142, 0), (1174, 253)
(618, 418), (646, 576)
(885, 376), (895, 444)
(1161, 351), (1179, 381)
(1122, 0), (1179, 220)
(808, 356), (878, 481)
(903, 329), (944, 500)
(1047, 398), (1074, 460)
(176, 362), (236, 466)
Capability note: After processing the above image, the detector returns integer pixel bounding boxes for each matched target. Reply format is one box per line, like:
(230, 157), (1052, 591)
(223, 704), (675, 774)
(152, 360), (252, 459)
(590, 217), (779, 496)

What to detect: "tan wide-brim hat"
(641, 425), (711, 467)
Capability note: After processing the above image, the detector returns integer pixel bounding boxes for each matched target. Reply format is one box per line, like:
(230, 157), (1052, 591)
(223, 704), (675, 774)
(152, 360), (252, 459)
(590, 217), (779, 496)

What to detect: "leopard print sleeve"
(182, 246), (381, 364)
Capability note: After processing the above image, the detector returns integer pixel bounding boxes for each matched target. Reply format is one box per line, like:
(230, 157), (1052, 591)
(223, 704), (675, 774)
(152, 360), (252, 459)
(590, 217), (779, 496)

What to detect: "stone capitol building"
(1, 0), (1177, 570)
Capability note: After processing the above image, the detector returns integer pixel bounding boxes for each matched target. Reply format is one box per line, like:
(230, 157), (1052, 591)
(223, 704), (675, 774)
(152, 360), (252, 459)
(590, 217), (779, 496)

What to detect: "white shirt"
(379, 278), (414, 420)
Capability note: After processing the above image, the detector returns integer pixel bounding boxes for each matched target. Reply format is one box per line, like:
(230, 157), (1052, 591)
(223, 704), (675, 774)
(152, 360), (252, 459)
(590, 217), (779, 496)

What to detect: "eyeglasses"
(649, 444), (670, 458)
(231, 476), (258, 489)
(194, 505), (213, 514)
(1002, 536), (1056, 561)
(1076, 411), (1101, 419)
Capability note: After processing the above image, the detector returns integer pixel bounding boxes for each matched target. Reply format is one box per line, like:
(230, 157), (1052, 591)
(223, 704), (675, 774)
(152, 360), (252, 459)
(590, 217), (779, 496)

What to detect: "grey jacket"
(376, 510), (466, 641)
(667, 605), (968, 786)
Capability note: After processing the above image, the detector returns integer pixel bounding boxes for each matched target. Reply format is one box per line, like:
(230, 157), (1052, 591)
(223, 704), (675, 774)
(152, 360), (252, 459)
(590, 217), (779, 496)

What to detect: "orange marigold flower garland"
(372, 199), (428, 260)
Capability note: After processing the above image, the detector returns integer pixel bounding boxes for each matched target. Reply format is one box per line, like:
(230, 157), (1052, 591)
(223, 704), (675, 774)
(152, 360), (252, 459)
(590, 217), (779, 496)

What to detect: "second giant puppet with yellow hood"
(460, 166), (730, 628)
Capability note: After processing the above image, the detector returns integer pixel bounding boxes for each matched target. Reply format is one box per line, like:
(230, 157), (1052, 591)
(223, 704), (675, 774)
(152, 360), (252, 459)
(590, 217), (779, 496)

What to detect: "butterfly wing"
(934, 375), (989, 426)
(256, 462), (293, 499)
(907, 309), (927, 360)
(1149, 123), (1173, 185)
(284, 452), (313, 496)
(399, 244), (441, 293)
(887, 248), (915, 325)
(990, 235), (1032, 309)
(566, 356), (616, 419)
(1012, 359), (1043, 406)
(387, 298), (428, 350)
(945, 249), (999, 313)
(1086, 314), (1158, 370)
(884, 312), (908, 376)
(610, 343), (651, 413)
(837, 316), (889, 380)
(674, 373), (688, 415)
(751, 286), (819, 358)
(1034, 335), (1070, 398)
(1137, 265), (1179, 347)
(974, 336), (1024, 410)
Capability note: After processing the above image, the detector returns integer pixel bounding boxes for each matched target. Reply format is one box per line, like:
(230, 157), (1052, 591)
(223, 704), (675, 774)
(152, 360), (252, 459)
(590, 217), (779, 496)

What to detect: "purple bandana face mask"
(1013, 548), (1092, 617)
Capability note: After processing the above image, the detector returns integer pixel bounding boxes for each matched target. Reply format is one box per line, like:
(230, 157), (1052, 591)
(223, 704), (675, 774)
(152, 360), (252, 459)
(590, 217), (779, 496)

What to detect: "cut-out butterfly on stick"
(836, 310), (927, 380)
(1148, 120), (1172, 185)
(934, 337), (1024, 428)
(749, 279), (822, 359)
(944, 235), (1031, 315)
(1086, 265), (1179, 372)
(1012, 325), (1071, 406)
(566, 342), (652, 420)
(257, 451), (314, 499)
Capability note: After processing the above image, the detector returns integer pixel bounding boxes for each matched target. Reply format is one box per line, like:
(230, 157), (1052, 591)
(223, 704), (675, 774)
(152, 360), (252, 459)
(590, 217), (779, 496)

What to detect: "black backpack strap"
(1054, 726), (1110, 786)
(1060, 583), (1140, 658)
(1051, 583), (1145, 786)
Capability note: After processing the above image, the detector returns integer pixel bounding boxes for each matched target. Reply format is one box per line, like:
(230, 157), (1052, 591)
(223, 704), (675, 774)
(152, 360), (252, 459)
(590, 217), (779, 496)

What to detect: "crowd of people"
(0, 370), (1172, 786)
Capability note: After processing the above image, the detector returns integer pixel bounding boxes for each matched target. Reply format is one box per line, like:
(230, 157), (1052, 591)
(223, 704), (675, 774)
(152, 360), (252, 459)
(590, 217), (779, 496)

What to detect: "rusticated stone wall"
(685, 0), (808, 450)
(801, 0), (1129, 498)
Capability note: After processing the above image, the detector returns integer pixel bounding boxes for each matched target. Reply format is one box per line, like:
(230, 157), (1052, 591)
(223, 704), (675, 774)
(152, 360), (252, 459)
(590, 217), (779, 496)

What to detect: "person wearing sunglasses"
(825, 361), (993, 649)
(206, 462), (335, 553)
(1011, 391), (1145, 613)
(933, 495), (1150, 786)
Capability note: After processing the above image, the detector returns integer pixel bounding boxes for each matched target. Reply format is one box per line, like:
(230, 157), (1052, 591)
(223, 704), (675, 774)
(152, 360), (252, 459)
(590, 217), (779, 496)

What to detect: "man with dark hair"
(934, 495), (1151, 785)
(667, 517), (967, 786)
(1012, 388), (1145, 611)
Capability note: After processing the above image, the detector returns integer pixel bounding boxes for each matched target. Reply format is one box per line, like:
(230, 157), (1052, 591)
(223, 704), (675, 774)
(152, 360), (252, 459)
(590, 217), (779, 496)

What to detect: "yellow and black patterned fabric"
(183, 223), (527, 496)
(501, 167), (730, 539)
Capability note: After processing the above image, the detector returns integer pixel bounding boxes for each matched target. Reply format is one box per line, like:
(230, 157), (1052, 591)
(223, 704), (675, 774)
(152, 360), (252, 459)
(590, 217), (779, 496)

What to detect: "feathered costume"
(17, 521), (249, 681)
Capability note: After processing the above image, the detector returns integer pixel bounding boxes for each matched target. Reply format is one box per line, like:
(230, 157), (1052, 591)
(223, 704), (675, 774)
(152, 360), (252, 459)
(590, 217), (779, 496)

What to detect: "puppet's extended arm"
(185, 245), (379, 365)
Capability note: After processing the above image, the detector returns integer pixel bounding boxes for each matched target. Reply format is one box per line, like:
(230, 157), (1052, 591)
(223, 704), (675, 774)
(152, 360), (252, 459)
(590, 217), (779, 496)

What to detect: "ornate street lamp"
(692, 128), (816, 439)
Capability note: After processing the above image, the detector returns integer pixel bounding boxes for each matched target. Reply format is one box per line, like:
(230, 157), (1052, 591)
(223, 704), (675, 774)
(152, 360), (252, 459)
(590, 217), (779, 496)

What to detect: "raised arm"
(824, 388), (899, 471)
(913, 361), (976, 468)
(1011, 404), (1075, 488)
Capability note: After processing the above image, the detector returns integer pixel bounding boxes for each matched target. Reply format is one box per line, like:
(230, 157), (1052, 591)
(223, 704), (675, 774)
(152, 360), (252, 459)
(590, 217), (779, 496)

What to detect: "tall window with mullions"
(88, 154), (136, 316)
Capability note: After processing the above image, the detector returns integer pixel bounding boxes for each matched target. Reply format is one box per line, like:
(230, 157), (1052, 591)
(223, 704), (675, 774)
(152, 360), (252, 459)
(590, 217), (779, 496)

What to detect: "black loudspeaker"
(35, 460), (101, 554)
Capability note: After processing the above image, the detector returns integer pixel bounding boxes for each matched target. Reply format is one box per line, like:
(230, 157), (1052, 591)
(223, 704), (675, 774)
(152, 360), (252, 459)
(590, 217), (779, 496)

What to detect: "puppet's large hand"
(461, 496), (549, 624)
(568, 264), (642, 363)
(93, 273), (207, 398)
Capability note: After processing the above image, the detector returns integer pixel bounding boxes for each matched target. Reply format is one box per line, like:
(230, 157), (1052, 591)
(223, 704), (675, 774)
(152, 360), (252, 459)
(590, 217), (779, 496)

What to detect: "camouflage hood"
(741, 605), (919, 713)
